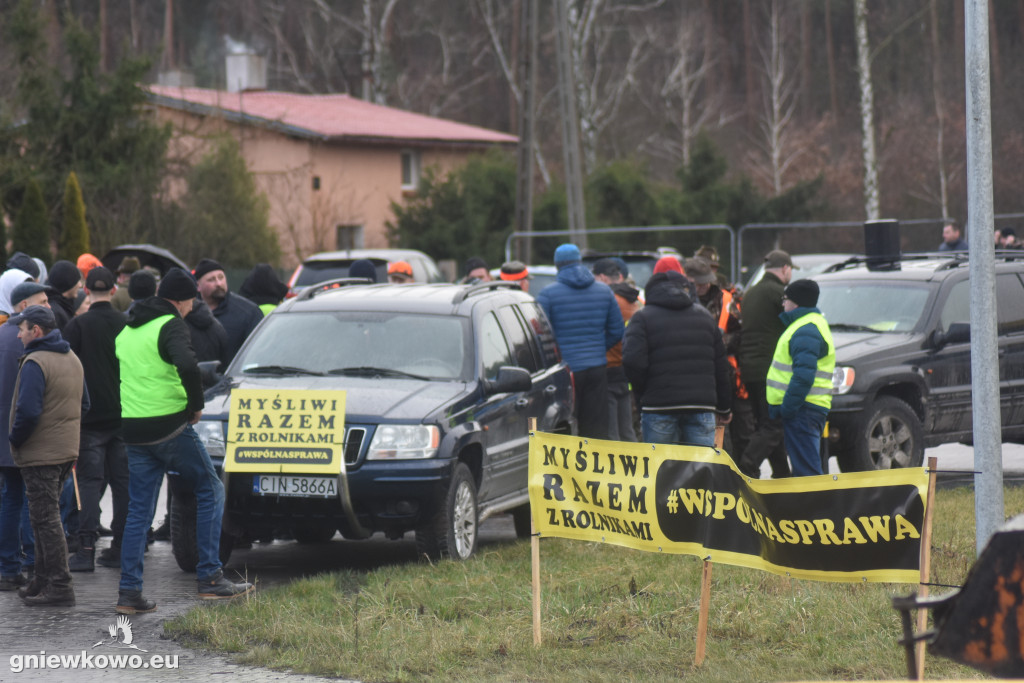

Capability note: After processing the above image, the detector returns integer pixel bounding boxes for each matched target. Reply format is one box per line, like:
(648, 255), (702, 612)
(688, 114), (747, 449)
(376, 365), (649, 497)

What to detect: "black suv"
(183, 281), (574, 567)
(815, 253), (1024, 471)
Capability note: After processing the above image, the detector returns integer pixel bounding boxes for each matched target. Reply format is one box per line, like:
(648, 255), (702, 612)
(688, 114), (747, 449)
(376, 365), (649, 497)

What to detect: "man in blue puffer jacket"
(537, 244), (624, 439)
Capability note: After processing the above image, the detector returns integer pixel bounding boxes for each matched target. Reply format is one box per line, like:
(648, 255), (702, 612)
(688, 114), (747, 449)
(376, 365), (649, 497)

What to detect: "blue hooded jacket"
(536, 263), (624, 373)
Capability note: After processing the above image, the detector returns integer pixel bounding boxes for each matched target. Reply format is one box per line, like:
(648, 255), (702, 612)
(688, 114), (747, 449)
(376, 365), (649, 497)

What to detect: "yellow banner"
(528, 431), (929, 583)
(225, 389), (346, 474)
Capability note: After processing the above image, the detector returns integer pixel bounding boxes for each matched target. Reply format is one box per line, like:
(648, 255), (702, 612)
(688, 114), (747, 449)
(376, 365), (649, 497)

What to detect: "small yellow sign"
(225, 389), (346, 474)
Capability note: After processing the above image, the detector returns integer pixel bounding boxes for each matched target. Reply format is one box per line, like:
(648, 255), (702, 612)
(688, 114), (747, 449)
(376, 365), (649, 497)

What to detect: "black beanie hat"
(192, 258), (224, 282)
(784, 278), (820, 308)
(47, 260), (81, 293)
(6, 252), (40, 280)
(128, 270), (157, 300)
(157, 267), (198, 301)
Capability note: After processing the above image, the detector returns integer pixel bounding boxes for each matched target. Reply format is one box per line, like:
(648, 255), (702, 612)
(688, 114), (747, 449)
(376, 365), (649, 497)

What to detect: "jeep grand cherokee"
(816, 253), (1024, 471)
(178, 280), (574, 568)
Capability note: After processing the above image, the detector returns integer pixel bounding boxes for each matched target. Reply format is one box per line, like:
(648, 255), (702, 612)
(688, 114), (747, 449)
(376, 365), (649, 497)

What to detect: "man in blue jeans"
(622, 269), (732, 447)
(114, 268), (252, 614)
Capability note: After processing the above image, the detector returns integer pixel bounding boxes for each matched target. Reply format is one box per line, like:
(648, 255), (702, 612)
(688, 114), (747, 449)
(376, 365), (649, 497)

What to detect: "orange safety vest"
(716, 289), (749, 400)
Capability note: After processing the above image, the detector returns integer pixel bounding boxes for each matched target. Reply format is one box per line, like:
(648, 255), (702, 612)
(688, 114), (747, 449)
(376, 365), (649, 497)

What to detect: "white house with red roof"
(148, 84), (517, 268)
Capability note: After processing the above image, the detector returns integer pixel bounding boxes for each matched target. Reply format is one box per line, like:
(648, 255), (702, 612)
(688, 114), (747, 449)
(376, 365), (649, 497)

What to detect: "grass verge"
(167, 485), (1022, 682)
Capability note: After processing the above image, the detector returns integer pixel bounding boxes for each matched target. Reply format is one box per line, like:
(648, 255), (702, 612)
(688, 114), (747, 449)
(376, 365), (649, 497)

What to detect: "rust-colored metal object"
(893, 514), (1024, 679)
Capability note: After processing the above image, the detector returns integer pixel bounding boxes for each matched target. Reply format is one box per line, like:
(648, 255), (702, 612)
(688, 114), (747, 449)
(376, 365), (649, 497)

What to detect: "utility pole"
(964, 0), (1003, 554)
(514, 0), (538, 264)
(553, 0), (587, 249)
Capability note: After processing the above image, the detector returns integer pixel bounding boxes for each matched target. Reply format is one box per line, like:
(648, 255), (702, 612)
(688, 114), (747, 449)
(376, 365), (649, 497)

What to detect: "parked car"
(489, 264), (558, 293)
(286, 248), (445, 296)
(743, 253), (857, 291)
(176, 280), (575, 569)
(816, 253), (1024, 472)
(578, 248), (683, 290)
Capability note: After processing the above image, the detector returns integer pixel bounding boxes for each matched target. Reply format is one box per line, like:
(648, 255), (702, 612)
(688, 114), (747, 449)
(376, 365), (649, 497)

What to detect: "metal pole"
(964, 0), (1004, 554)
(553, 0), (587, 249)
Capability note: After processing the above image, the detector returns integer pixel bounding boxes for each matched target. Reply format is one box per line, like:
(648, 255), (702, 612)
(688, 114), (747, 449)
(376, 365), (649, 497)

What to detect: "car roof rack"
(296, 277), (374, 301)
(451, 280), (524, 304)
(821, 249), (1024, 275)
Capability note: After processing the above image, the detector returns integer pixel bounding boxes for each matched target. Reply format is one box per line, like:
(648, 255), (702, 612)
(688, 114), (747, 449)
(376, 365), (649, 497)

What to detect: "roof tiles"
(147, 85), (518, 146)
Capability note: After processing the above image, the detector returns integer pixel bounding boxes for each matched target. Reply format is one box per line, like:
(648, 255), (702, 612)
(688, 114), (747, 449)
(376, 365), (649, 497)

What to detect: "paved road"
(2, 443), (1021, 682)
(0, 486), (518, 683)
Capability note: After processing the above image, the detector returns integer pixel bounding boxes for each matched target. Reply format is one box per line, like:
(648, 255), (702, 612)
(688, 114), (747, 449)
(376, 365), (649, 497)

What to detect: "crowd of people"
(466, 244), (835, 478)
(0, 252), (283, 611)
(0, 242), (839, 612)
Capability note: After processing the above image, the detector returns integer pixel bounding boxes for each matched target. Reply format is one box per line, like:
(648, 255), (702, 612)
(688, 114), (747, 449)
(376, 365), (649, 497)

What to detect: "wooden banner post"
(529, 418), (542, 646)
(915, 456), (938, 679)
(695, 425), (727, 666)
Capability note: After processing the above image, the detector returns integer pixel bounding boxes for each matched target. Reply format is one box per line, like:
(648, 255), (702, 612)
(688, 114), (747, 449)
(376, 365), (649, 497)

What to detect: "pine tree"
(13, 178), (51, 263)
(58, 171), (90, 261)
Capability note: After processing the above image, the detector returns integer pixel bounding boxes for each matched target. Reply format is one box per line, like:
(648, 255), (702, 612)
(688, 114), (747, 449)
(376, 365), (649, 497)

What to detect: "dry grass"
(167, 484), (1023, 681)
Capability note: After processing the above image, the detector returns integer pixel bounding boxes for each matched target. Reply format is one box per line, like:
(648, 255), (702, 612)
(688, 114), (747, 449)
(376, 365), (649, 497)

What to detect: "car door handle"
(515, 398), (530, 409)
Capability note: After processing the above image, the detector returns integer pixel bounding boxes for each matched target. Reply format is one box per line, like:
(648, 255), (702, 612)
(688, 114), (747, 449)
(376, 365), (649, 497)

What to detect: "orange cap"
(77, 253), (103, 278)
(388, 260), (413, 277)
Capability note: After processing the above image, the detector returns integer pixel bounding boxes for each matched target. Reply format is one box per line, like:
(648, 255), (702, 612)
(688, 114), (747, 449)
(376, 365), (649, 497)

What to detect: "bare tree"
(360, 0), (399, 104)
(565, 0), (663, 172)
(749, 0), (802, 197)
(633, 4), (732, 170)
(929, 0), (949, 217)
(854, 0), (880, 220)
(474, 0), (551, 186)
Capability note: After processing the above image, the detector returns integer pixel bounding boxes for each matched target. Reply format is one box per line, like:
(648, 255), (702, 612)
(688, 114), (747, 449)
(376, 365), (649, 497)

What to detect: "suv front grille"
(344, 428), (365, 465)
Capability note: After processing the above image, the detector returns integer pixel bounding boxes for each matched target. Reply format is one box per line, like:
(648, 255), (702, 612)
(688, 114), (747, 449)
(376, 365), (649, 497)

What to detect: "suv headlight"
(832, 366), (856, 395)
(367, 425), (440, 460)
(194, 420), (226, 458)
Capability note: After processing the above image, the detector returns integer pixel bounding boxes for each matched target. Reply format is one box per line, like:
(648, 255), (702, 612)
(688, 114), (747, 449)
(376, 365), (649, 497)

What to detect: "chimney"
(225, 52), (267, 93)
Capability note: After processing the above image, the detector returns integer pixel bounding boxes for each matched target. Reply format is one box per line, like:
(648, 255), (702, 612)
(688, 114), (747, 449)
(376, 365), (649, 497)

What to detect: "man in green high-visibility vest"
(766, 279), (835, 476)
(113, 268), (253, 615)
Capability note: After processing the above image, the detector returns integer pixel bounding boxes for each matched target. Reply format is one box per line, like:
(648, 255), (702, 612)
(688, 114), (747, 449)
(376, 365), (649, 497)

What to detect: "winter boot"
(68, 545), (95, 572)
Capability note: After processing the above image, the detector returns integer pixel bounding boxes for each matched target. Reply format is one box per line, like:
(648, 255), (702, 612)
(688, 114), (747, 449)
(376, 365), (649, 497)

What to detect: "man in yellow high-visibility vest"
(766, 279), (835, 476)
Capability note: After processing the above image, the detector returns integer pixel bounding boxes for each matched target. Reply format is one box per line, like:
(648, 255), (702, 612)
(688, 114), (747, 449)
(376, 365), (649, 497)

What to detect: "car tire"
(511, 503), (532, 539)
(416, 463), (478, 561)
(170, 491), (234, 572)
(292, 526), (337, 544)
(846, 396), (924, 471)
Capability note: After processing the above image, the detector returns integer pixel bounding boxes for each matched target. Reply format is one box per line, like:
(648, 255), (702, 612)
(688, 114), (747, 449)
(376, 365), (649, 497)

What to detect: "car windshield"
(816, 281), (932, 333)
(233, 311), (472, 381)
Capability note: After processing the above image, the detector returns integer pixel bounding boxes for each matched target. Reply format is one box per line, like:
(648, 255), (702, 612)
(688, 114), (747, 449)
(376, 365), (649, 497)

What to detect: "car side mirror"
(198, 360), (222, 389)
(484, 366), (532, 395)
(930, 322), (970, 349)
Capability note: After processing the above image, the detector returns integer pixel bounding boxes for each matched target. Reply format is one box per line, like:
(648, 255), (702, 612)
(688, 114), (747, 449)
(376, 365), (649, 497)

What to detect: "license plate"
(252, 475), (338, 498)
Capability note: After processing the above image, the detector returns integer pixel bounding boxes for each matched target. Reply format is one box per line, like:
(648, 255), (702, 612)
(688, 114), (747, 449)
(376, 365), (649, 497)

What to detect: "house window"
(401, 150), (420, 190)
(336, 224), (364, 250)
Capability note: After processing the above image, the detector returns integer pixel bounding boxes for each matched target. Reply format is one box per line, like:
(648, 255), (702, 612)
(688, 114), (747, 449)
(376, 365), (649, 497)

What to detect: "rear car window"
(518, 302), (560, 366)
(295, 261), (388, 286)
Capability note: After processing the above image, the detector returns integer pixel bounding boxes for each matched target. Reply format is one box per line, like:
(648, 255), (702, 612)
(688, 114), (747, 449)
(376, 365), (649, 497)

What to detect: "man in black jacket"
(192, 259), (263, 365)
(43, 260), (81, 331)
(737, 250), (794, 478)
(113, 268), (252, 614)
(62, 267), (128, 572)
(622, 270), (732, 447)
